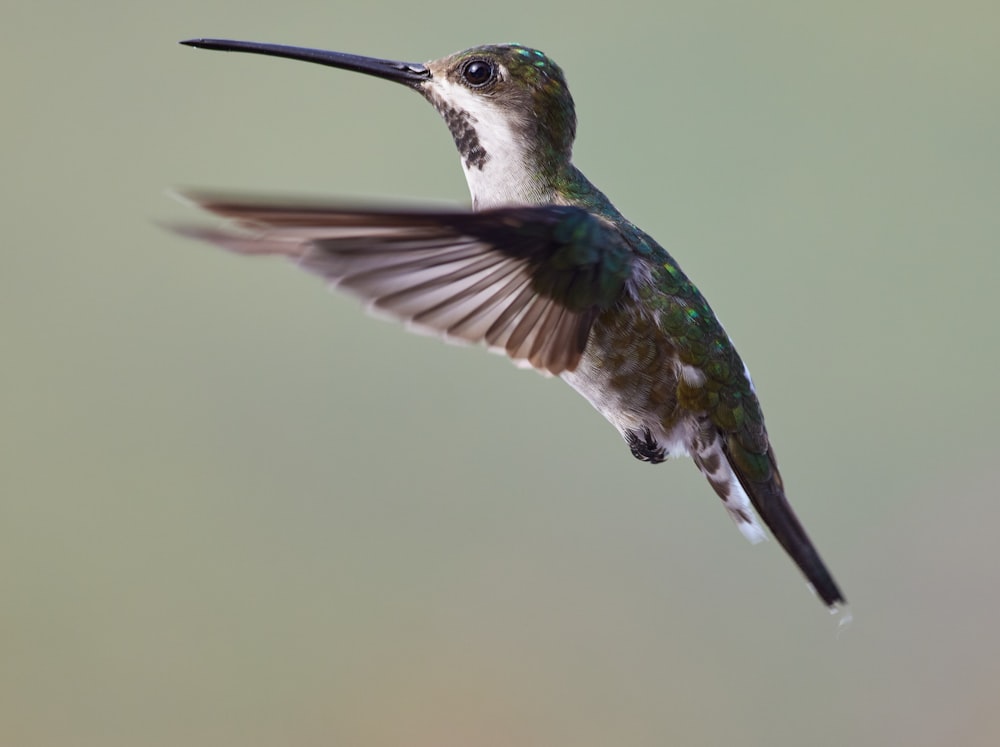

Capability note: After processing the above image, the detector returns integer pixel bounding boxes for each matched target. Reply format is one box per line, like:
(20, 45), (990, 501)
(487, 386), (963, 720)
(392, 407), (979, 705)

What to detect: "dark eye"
(462, 59), (495, 87)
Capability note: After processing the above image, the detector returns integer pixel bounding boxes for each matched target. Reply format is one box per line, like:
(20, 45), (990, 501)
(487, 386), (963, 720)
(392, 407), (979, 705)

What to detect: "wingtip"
(164, 187), (204, 209)
(166, 188), (237, 211)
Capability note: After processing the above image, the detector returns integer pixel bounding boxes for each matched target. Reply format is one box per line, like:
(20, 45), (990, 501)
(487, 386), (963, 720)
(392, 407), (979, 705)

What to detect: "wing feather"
(172, 193), (634, 375)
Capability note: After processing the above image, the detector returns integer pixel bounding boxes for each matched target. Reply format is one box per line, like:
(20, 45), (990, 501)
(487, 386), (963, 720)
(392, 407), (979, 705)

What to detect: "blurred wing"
(173, 192), (634, 375)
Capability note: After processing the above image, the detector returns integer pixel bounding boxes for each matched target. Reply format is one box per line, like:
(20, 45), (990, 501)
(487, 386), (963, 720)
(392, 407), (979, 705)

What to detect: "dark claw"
(626, 426), (667, 464)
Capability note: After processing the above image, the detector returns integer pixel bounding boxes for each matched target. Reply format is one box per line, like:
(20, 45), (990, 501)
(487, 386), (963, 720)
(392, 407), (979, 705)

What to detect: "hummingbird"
(176, 38), (846, 611)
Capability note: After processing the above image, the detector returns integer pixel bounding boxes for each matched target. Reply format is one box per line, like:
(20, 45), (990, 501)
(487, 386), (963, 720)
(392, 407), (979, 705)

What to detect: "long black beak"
(180, 39), (431, 86)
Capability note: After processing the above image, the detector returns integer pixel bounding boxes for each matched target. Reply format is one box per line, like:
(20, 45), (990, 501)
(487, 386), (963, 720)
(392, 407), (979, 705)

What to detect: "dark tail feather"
(726, 441), (846, 609)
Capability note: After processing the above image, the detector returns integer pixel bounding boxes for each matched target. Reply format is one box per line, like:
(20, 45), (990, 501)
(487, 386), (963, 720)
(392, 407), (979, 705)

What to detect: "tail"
(694, 433), (846, 609)
(726, 438), (845, 609)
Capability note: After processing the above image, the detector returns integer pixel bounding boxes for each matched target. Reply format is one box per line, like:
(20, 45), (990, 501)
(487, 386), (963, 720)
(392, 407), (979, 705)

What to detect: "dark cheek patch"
(435, 101), (489, 170)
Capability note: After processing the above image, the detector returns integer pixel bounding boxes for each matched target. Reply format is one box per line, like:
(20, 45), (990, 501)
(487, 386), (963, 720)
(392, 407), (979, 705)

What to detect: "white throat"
(425, 79), (552, 210)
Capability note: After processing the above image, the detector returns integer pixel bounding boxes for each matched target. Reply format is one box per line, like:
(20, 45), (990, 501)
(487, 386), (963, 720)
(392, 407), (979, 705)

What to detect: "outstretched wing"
(173, 192), (634, 375)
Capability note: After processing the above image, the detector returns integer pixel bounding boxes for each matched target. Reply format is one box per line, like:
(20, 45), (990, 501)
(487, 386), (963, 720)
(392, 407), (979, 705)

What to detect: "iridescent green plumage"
(177, 38), (846, 610)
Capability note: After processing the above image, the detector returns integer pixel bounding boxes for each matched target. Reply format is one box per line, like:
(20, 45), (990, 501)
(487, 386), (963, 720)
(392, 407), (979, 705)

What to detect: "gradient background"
(3, 2), (999, 745)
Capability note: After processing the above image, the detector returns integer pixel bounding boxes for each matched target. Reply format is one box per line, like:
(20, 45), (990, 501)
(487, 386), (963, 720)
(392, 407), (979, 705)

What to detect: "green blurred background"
(3, 1), (998, 745)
